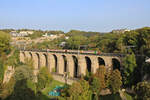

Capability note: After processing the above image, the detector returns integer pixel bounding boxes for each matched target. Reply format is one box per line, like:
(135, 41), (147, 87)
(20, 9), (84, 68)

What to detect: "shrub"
(36, 67), (53, 91)
(135, 81), (150, 100)
(108, 69), (122, 94)
(14, 65), (33, 81)
(68, 79), (92, 100)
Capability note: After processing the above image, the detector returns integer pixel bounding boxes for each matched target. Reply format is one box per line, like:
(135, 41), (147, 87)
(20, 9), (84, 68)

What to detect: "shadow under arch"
(72, 56), (78, 78)
(98, 57), (105, 66)
(43, 54), (48, 67)
(35, 53), (40, 69)
(22, 52), (26, 58)
(85, 56), (92, 73)
(53, 54), (58, 73)
(112, 58), (121, 70)
(29, 52), (33, 59)
(62, 55), (67, 73)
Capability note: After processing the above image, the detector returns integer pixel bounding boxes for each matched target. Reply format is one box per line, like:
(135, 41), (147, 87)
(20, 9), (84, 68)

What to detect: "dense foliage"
(0, 31), (11, 85)
(28, 30), (45, 39)
(0, 31), (11, 55)
(90, 77), (101, 100)
(67, 79), (92, 100)
(135, 81), (150, 100)
(36, 67), (53, 91)
(14, 65), (33, 81)
(108, 70), (122, 94)
(123, 53), (137, 87)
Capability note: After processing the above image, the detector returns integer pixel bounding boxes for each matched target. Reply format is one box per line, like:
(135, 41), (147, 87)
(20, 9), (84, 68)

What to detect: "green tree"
(14, 65), (33, 81)
(28, 30), (44, 39)
(6, 49), (20, 67)
(5, 79), (37, 100)
(36, 67), (53, 91)
(90, 77), (101, 100)
(68, 79), (92, 100)
(6, 65), (37, 100)
(0, 31), (11, 85)
(135, 81), (150, 100)
(108, 69), (122, 94)
(123, 52), (137, 86)
(94, 65), (106, 89)
(68, 82), (82, 100)
(141, 63), (150, 80)
(0, 77), (16, 99)
(0, 31), (11, 55)
(136, 27), (150, 55)
(0, 58), (4, 85)
(66, 35), (88, 49)
(123, 31), (138, 47)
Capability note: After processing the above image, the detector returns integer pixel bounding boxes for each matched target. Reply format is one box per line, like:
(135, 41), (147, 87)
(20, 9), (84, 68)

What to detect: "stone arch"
(35, 53), (40, 69)
(29, 52), (33, 59)
(112, 58), (121, 70)
(98, 57), (105, 66)
(72, 56), (78, 78)
(85, 56), (92, 73)
(62, 55), (67, 73)
(53, 54), (58, 73)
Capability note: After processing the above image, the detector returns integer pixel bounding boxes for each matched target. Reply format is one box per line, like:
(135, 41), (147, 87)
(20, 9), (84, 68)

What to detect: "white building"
(42, 33), (49, 37)
(112, 29), (130, 33)
(42, 33), (58, 38)
(65, 36), (69, 40)
(60, 42), (66, 47)
(146, 58), (150, 63)
(19, 31), (34, 35)
(10, 31), (34, 37)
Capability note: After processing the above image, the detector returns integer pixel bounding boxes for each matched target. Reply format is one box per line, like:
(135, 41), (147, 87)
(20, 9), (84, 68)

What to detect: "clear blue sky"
(0, 0), (150, 32)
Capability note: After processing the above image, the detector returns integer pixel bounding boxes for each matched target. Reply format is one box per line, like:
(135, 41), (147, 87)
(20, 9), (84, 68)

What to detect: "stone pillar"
(39, 53), (48, 68)
(20, 52), (25, 63)
(32, 53), (40, 70)
(57, 54), (64, 75)
(90, 56), (99, 74)
(24, 51), (29, 59)
(30, 52), (39, 78)
(48, 53), (55, 73)
(66, 55), (74, 77)
(103, 57), (113, 70)
(24, 51), (33, 60)
(78, 55), (87, 76)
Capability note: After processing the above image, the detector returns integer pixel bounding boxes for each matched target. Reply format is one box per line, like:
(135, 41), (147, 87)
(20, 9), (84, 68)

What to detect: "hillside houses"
(10, 31), (34, 37)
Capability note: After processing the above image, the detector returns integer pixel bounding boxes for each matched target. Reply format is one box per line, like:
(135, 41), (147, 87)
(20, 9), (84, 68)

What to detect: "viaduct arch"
(20, 50), (122, 78)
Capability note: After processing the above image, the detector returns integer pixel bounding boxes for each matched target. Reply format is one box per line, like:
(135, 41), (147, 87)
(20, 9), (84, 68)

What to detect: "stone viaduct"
(20, 50), (123, 78)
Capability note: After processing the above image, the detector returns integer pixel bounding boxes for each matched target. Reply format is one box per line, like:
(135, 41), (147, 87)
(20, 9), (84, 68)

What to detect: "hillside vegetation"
(0, 27), (150, 100)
